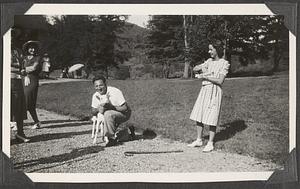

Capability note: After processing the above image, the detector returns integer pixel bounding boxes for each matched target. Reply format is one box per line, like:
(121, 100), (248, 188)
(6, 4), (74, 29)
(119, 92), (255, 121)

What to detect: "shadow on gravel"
(24, 120), (92, 128)
(11, 130), (91, 145)
(41, 121), (92, 129)
(142, 128), (157, 139)
(128, 126), (157, 141)
(204, 120), (247, 142)
(14, 145), (104, 171)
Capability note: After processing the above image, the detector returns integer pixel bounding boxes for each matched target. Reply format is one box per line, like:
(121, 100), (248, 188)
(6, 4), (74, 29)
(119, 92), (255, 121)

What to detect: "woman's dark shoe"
(15, 134), (30, 143)
(105, 138), (117, 147)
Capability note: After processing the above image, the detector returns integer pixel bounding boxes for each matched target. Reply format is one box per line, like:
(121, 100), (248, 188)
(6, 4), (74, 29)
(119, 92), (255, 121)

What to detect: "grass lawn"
(37, 76), (289, 165)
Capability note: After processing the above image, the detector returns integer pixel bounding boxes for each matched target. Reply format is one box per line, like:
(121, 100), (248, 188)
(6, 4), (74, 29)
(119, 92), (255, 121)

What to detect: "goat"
(91, 112), (108, 144)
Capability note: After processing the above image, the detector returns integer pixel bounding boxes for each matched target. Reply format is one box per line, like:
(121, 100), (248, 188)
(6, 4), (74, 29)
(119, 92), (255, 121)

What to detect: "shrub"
(109, 65), (130, 80)
(230, 55), (274, 77)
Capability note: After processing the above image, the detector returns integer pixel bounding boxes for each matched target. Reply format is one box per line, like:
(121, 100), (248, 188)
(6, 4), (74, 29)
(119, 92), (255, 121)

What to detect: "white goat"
(91, 94), (109, 144)
(91, 113), (107, 144)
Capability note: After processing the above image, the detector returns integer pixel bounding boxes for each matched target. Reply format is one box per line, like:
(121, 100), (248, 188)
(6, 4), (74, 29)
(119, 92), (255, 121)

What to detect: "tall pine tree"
(147, 15), (184, 78)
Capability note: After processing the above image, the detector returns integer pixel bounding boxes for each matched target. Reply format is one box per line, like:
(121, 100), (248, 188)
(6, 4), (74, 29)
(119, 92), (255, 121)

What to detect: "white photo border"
(2, 3), (296, 183)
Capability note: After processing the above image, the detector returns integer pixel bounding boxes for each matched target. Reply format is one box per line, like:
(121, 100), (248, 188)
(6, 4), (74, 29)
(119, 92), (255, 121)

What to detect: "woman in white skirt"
(188, 40), (230, 152)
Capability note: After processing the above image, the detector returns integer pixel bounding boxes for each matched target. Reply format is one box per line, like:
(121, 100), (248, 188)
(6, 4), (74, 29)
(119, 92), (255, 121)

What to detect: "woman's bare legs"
(203, 125), (216, 152)
(196, 122), (204, 140)
(208, 125), (216, 142)
(187, 122), (204, 147)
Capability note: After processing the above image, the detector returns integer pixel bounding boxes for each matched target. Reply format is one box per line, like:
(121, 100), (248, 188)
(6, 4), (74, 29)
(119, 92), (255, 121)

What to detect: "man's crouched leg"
(103, 110), (130, 147)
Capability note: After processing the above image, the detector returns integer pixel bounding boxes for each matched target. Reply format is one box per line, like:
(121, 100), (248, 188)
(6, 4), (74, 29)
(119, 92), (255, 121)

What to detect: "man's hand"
(101, 102), (116, 111)
(98, 105), (105, 114)
(99, 102), (108, 107)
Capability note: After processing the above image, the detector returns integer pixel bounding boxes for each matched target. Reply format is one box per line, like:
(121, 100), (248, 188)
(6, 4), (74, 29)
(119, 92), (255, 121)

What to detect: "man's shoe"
(187, 139), (203, 147)
(105, 138), (117, 147)
(129, 126), (135, 140)
(15, 134), (30, 143)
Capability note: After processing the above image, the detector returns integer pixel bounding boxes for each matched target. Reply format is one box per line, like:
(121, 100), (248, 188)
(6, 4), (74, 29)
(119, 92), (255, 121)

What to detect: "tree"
(260, 15), (289, 72)
(184, 16), (214, 68)
(12, 15), (51, 52)
(45, 15), (129, 77)
(42, 16), (91, 70)
(182, 15), (191, 79)
(88, 15), (129, 77)
(145, 15), (289, 78)
(146, 15), (184, 78)
(187, 15), (288, 74)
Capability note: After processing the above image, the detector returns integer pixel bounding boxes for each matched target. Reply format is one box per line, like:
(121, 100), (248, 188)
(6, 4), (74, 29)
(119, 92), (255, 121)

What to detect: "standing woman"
(188, 39), (230, 152)
(22, 41), (42, 129)
(11, 45), (30, 142)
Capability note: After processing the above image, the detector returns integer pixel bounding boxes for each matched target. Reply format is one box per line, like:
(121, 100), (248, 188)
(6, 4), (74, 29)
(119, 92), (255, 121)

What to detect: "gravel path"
(10, 109), (282, 173)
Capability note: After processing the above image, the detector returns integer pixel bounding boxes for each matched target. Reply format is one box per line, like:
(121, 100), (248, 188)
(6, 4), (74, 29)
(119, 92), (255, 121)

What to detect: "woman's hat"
(22, 40), (40, 52)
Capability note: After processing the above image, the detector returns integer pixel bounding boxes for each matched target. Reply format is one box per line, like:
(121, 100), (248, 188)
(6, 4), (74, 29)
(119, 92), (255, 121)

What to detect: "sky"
(127, 15), (150, 28)
(47, 15), (151, 28)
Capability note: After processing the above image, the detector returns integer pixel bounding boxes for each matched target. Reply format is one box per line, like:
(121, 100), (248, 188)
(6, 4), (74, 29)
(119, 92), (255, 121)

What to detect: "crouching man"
(91, 75), (133, 147)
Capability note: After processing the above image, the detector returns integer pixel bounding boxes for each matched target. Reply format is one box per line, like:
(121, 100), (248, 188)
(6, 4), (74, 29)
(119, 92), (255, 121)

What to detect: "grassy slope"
(37, 76), (289, 165)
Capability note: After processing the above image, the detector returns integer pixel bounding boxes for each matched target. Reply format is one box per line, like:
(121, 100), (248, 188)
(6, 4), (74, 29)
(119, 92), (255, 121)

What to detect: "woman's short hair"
(92, 75), (106, 84)
(209, 39), (225, 58)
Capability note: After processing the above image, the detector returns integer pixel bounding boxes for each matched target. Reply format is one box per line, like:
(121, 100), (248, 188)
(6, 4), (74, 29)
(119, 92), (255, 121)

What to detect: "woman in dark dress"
(11, 46), (30, 142)
(22, 41), (42, 129)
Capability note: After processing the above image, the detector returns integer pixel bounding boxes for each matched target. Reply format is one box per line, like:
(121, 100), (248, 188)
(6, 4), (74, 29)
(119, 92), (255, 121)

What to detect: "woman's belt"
(202, 81), (222, 88)
(202, 81), (213, 86)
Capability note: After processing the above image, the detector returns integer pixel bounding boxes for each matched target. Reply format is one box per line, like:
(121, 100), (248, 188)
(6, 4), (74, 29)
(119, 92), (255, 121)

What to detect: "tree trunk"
(162, 62), (170, 79)
(105, 66), (108, 79)
(162, 63), (166, 78)
(272, 40), (281, 73)
(223, 20), (228, 60)
(183, 15), (190, 79)
(226, 51), (232, 77)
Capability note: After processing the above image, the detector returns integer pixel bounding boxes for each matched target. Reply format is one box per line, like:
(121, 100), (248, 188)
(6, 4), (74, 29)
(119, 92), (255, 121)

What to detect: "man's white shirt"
(91, 86), (126, 109)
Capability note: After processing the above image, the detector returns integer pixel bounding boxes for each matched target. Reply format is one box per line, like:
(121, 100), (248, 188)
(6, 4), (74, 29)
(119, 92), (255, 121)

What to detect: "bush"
(168, 71), (183, 78)
(129, 62), (184, 79)
(130, 64), (145, 79)
(109, 65), (130, 80)
(92, 70), (107, 78)
(230, 55), (274, 77)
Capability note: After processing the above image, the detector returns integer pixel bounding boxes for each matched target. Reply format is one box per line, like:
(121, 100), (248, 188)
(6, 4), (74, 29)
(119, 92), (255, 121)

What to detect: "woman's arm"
(11, 61), (20, 68)
(201, 60), (229, 85)
(11, 50), (23, 68)
(193, 64), (203, 72)
(193, 59), (210, 72)
(25, 57), (40, 73)
(25, 61), (39, 73)
(198, 74), (226, 86)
